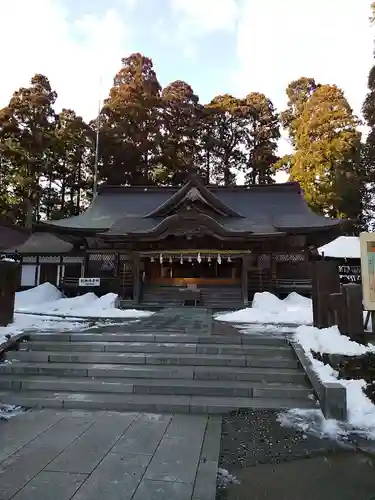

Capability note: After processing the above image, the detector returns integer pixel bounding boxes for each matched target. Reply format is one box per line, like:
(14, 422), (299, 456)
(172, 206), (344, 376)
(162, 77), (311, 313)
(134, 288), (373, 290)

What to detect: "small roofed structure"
(318, 236), (361, 285)
(33, 175), (346, 307)
(2, 232), (83, 292)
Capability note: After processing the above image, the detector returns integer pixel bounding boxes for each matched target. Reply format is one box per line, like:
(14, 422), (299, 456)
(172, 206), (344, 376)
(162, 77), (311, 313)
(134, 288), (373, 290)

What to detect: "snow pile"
(279, 324), (375, 441)
(15, 282), (63, 310)
(215, 291), (313, 325)
(15, 283), (153, 319)
(295, 325), (375, 356)
(318, 236), (360, 259)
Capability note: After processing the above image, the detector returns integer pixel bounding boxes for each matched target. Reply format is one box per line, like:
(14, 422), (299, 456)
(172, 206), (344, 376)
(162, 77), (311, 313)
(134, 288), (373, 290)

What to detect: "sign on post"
(360, 232), (375, 310)
(78, 277), (101, 287)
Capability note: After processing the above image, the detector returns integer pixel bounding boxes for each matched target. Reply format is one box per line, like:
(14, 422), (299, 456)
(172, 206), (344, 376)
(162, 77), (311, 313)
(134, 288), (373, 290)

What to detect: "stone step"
(26, 332), (288, 346)
(0, 390), (317, 413)
(20, 341), (292, 357)
(0, 375), (312, 399)
(0, 362), (307, 383)
(7, 350), (298, 368)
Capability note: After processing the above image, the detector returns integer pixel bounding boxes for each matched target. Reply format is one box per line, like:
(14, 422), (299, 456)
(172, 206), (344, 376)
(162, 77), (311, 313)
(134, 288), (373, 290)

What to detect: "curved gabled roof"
(40, 176), (344, 237)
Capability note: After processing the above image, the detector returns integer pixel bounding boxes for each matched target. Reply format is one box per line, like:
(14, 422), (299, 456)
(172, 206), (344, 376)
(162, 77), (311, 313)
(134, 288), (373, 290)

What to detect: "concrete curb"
(290, 341), (347, 421)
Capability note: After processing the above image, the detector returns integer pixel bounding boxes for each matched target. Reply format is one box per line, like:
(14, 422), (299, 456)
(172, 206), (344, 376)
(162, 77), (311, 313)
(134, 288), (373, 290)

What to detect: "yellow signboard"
(360, 232), (375, 310)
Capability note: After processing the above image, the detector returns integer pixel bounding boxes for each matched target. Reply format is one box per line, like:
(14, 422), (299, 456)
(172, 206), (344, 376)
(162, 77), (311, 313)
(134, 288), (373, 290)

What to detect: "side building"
(3, 175), (346, 308)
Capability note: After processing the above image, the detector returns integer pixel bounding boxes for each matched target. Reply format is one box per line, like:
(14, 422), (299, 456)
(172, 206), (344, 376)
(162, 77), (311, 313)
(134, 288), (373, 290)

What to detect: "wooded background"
(1, 4), (375, 231)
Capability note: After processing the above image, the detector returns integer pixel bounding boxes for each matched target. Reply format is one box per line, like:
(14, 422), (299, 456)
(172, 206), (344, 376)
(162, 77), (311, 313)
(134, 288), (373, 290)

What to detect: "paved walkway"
(0, 409), (221, 500)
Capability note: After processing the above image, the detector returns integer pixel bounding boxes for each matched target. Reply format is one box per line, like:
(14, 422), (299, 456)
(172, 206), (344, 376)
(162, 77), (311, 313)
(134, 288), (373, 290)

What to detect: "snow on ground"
(0, 283), (153, 345)
(318, 236), (360, 259)
(279, 324), (375, 442)
(215, 291), (313, 325)
(15, 283), (154, 319)
(0, 313), (89, 345)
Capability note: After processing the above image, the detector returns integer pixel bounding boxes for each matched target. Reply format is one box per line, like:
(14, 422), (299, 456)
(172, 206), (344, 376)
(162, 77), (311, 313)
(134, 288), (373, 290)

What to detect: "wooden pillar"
(132, 252), (141, 304)
(312, 260), (341, 328)
(342, 283), (364, 341)
(242, 255), (250, 306)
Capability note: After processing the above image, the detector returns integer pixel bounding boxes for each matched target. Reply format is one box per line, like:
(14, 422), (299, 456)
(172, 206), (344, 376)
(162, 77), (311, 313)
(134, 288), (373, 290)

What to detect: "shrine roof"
(39, 176), (344, 237)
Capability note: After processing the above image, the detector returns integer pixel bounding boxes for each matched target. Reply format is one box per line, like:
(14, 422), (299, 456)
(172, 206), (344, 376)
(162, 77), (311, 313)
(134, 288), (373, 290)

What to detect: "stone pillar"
(132, 252), (141, 305)
(242, 255), (250, 306)
(312, 260), (341, 328)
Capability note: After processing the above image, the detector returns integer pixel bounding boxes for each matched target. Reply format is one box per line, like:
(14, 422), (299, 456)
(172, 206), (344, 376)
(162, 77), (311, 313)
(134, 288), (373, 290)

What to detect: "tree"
(280, 77), (318, 147)
(46, 109), (93, 219)
(100, 53), (162, 185)
(159, 80), (202, 185)
(239, 92), (280, 184)
(286, 84), (362, 221)
(0, 74), (57, 227)
(202, 94), (245, 185)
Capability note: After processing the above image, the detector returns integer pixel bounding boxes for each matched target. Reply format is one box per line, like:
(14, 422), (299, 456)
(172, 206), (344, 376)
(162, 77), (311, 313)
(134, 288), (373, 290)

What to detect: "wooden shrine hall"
(27, 175), (345, 308)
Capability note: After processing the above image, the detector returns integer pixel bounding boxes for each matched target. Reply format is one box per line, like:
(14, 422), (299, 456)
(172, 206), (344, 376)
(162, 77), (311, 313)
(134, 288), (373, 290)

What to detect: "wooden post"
(342, 283), (364, 341)
(0, 261), (20, 327)
(132, 252), (141, 305)
(312, 260), (341, 328)
(242, 255), (249, 306)
(328, 292), (345, 332)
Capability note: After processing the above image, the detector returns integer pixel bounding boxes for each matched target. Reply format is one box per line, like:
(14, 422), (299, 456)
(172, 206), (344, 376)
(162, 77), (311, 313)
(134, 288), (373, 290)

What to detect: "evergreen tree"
(0, 74), (57, 227)
(203, 94), (245, 185)
(361, 2), (375, 229)
(159, 80), (202, 185)
(286, 83), (362, 221)
(100, 53), (162, 185)
(239, 92), (280, 184)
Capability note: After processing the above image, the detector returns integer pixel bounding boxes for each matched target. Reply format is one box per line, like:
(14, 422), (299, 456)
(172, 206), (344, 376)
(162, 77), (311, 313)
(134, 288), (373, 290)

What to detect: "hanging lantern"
(180, 254), (183, 264)
(207, 255), (211, 263)
(150, 256), (154, 263)
(159, 253), (163, 264)
(169, 256), (173, 263)
(227, 256), (232, 263)
(188, 256), (192, 263)
(197, 253), (202, 264)
(217, 254), (222, 265)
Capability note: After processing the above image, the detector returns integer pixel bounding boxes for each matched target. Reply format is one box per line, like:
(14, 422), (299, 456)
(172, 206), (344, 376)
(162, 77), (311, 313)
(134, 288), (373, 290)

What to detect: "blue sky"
(0, 0), (373, 144)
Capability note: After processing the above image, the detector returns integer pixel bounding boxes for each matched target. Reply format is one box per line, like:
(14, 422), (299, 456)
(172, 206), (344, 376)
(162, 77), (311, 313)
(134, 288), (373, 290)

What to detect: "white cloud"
(0, 0), (131, 121)
(169, 0), (239, 56)
(233, 0), (373, 120)
(171, 0), (239, 34)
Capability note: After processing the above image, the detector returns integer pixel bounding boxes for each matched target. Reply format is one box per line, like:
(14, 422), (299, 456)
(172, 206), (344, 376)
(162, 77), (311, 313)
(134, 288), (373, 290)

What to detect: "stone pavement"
(0, 409), (221, 500)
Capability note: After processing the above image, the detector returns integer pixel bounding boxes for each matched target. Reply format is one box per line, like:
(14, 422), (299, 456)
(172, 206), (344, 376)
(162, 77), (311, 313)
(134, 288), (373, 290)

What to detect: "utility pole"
(92, 77), (102, 199)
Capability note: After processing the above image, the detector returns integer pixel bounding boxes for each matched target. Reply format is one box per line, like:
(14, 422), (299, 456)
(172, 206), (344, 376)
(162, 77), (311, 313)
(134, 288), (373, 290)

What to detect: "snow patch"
(318, 236), (360, 259)
(15, 282), (63, 310)
(15, 283), (154, 319)
(215, 291), (312, 325)
(280, 324), (375, 442)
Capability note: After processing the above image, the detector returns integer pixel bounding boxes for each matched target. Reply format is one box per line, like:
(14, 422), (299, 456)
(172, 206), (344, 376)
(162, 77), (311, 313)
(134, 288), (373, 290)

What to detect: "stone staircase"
(0, 309), (317, 413)
(140, 285), (244, 309)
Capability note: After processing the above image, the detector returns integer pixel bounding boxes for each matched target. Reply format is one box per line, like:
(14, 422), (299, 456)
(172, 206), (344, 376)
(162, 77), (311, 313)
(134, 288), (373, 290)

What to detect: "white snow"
(318, 236), (360, 259)
(0, 283), (153, 345)
(15, 282), (63, 310)
(0, 313), (88, 345)
(295, 325), (375, 356)
(280, 323), (375, 441)
(14, 283), (154, 319)
(215, 291), (313, 325)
